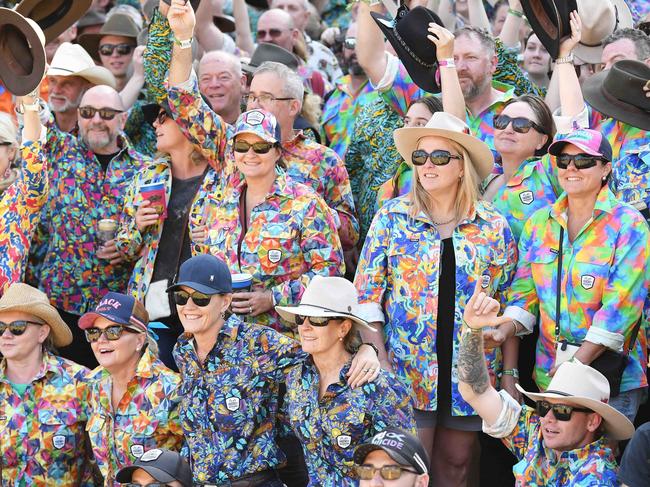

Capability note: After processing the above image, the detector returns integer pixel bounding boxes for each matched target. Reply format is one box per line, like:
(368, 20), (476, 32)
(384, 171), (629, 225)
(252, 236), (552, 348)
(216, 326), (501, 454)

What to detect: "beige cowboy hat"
(15, 0), (92, 44)
(0, 283), (72, 347)
(575, 0), (633, 64)
(393, 112), (494, 181)
(46, 42), (116, 88)
(276, 276), (377, 331)
(516, 361), (635, 440)
(77, 12), (141, 62)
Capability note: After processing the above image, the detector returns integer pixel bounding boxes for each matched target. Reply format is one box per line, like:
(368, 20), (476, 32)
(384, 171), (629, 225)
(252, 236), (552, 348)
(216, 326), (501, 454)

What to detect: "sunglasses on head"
(0, 320), (44, 336)
(355, 465), (418, 480)
(535, 400), (592, 421)
(173, 290), (213, 307)
(295, 315), (345, 327)
(493, 114), (544, 134)
(85, 325), (139, 343)
(78, 106), (124, 121)
(411, 149), (463, 167)
(343, 37), (357, 50)
(555, 153), (604, 170)
(233, 140), (276, 154)
(98, 43), (136, 56)
(257, 28), (286, 39)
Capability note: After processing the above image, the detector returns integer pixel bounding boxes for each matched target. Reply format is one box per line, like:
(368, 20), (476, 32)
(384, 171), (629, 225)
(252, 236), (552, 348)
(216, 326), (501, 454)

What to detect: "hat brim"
(166, 281), (225, 296)
(0, 301), (72, 347)
(393, 126), (495, 181)
(16, 0), (93, 44)
(520, 0), (577, 60)
(232, 129), (278, 144)
(582, 70), (650, 131)
(115, 465), (177, 484)
(142, 103), (173, 126)
(275, 304), (376, 332)
(46, 64), (117, 89)
(78, 311), (144, 331)
(515, 383), (635, 441)
(547, 139), (606, 158)
(353, 444), (421, 473)
(214, 15), (236, 33)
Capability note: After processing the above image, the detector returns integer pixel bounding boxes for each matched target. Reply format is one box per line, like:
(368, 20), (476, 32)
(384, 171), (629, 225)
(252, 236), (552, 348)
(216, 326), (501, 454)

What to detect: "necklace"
(432, 215), (456, 226)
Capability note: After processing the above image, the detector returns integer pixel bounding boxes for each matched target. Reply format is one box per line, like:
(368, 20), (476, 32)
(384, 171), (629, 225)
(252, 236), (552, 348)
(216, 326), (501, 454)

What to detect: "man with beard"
(321, 22), (379, 160)
(30, 84), (150, 368)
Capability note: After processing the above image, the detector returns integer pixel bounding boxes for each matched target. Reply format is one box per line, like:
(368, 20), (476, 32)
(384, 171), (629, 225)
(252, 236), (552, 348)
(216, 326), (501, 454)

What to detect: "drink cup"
(231, 273), (253, 314)
(140, 182), (167, 218)
(97, 218), (118, 246)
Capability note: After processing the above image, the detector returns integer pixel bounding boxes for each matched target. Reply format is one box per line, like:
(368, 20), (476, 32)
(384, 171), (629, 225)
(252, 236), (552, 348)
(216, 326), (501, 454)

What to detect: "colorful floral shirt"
(0, 352), (93, 486)
(321, 76), (379, 159)
(354, 197), (518, 413)
(115, 156), (225, 301)
(0, 141), (47, 295)
(610, 144), (650, 215)
(284, 358), (416, 486)
(173, 314), (306, 484)
(484, 390), (620, 486)
(504, 188), (650, 392)
(166, 73), (360, 249)
(204, 169), (344, 335)
(305, 35), (343, 89)
(33, 119), (150, 315)
(588, 108), (648, 162)
(86, 349), (183, 486)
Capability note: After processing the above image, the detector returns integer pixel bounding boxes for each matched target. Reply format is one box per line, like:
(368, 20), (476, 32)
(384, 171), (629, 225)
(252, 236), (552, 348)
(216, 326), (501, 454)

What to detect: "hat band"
(299, 303), (355, 317)
(392, 27), (436, 69)
(579, 6), (620, 47)
(34, 0), (75, 30)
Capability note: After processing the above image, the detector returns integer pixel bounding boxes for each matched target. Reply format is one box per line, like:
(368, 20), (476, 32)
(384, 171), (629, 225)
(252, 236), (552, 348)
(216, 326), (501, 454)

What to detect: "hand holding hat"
(557, 10), (582, 59)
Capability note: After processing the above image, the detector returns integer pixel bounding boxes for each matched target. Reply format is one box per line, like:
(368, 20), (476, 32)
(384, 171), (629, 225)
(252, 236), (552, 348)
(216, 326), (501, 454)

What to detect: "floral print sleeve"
(143, 7), (173, 105)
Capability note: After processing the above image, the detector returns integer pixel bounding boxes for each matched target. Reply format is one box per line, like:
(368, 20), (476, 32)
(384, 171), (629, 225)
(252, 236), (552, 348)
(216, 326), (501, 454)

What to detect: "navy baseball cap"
(78, 292), (149, 331)
(166, 254), (232, 295)
(353, 428), (430, 475)
(548, 127), (613, 162)
(115, 448), (192, 487)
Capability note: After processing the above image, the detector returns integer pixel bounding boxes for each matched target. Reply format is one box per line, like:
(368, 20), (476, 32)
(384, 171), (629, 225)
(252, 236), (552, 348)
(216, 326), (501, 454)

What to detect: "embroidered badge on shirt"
(481, 275), (491, 289)
(336, 435), (351, 448)
(581, 275), (595, 290)
(226, 396), (241, 412)
(519, 191), (534, 205)
(268, 249), (282, 263)
(53, 435), (66, 449)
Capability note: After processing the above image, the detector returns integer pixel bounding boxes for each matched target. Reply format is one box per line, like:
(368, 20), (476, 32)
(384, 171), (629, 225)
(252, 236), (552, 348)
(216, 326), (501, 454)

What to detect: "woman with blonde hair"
(354, 112), (518, 486)
(0, 113), (18, 194)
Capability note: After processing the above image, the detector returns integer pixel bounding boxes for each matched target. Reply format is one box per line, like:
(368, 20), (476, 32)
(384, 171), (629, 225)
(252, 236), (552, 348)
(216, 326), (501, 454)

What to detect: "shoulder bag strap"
(555, 227), (564, 342)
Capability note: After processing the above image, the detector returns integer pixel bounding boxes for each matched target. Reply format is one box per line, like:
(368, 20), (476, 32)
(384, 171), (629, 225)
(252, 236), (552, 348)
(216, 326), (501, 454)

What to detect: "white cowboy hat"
(575, 0), (633, 64)
(0, 283), (72, 347)
(46, 42), (116, 89)
(516, 361), (635, 441)
(393, 112), (494, 181)
(276, 276), (376, 331)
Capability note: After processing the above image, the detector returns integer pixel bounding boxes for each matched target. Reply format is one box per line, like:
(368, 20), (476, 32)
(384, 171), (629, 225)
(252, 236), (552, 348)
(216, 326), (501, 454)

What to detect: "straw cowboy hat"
(47, 42), (117, 89)
(520, 1), (577, 60)
(0, 283), (72, 347)
(574, 0), (633, 64)
(77, 12), (141, 62)
(15, 0), (92, 44)
(393, 112), (495, 181)
(516, 361), (635, 441)
(276, 276), (377, 331)
(0, 7), (46, 96)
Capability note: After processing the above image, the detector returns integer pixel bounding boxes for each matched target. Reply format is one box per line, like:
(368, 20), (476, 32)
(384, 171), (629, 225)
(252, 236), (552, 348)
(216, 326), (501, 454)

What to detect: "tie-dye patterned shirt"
(284, 358), (415, 486)
(610, 144), (650, 214)
(505, 188), (650, 392)
(204, 169), (344, 335)
(354, 197), (518, 413)
(0, 352), (93, 486)
(85, 348), (183, 486)
(0, 141), (47, 294)
(588, 108), (648, 162)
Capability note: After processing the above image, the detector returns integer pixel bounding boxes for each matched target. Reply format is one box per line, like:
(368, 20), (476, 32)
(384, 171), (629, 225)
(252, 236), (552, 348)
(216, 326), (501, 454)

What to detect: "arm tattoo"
(457, 329), (490, 395)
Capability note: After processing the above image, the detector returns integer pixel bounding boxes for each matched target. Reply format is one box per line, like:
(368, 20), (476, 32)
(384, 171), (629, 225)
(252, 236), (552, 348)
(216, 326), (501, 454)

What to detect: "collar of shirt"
(540, 434), (612, 467)
(467, 80), (515, 119)
(305, 356), (353, 400)
(550, 186), (616, 226)
(233, 167), (294, 203)
(388, 195), (496, 226)
(177, 314), (242, 365)
(282, 129), (307, 150)
(334, 75), (371, 98)
(0, 351), (64, 385)
(87, 347), (158, 382)
(505, 157), (542, 187)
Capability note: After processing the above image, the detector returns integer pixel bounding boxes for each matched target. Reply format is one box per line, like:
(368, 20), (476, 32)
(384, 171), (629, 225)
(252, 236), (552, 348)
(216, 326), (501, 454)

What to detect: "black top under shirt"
(436, 237), (456, 412)
(95, 152), (119, 172)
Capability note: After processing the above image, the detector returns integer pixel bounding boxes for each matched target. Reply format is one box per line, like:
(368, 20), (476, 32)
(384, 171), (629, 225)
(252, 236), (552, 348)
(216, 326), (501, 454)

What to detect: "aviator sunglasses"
(411, 149), (463, 167)
(85, 325), (138, 343)
(493, 114), (545, 134)
(355, 465), (419, 480)
(555, 153), (605, 170)
(0, 320), (44, 336)
(535, 400), (592, 421)
(78, 106), (124, 121)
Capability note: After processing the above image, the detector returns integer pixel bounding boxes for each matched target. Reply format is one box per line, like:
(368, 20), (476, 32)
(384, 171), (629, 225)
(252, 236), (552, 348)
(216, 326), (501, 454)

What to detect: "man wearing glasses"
(456, 283), (635, 485)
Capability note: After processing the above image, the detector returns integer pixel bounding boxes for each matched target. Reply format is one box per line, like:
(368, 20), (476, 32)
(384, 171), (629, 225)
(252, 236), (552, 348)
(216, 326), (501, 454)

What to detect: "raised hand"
(427, 22), (455, 60)
(167, 0), (196, 40)
(463, 279), (511, 330)
(558, 10), (582, 58)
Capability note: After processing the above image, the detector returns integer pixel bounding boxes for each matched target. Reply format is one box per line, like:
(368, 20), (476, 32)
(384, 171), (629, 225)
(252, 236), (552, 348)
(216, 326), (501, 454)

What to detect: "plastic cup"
(97, 218), (118, 245)
(140, 182), (167, 218)
(232, 273), (253, 293)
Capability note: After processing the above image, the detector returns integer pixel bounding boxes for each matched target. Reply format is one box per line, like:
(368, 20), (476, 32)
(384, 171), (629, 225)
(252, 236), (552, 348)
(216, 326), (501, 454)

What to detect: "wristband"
(174, 36), (193, 49)
(508, 8), (524, 18)
(555, 52), (574, 64)
(500, 368), (519, 379)
(439, 58), (455, 68)
(16, 99), (41, 114)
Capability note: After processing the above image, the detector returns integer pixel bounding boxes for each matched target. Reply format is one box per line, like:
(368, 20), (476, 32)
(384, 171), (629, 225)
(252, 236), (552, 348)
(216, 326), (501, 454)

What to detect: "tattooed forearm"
(457, 328), (490, 395)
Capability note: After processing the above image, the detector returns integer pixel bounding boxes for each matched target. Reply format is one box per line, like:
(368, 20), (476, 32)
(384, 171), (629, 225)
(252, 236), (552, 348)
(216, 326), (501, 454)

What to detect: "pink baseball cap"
(548, 127), (613, 161)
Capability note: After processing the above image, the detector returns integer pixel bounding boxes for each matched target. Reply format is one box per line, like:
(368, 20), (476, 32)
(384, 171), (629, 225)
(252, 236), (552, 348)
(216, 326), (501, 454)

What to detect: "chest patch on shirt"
(52, 435), (66, 449)
(581, 275), (595, 290)
(268, 249), (282, 264)
(130, 444), (144, 458)
(519, 191), (534, 205)
(336, 434), (351, 448)
(226, 396), (241, 412)
(481, 275), (491, 289)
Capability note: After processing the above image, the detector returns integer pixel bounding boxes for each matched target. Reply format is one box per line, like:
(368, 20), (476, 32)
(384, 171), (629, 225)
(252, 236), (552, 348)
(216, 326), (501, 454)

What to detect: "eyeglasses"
(78, 106), (124, 120)
(411, 149), (463, 166)
(257, 28), (287, 39)
(173, 290), (213, 307)
(355, 465), (419, 480)
(0, 320), (44, 336)
(155, 111), (168, 125)
(536, 400), (592, 421)
(556, 153), (605, 170)
(233, 140), (276, 154)
(242, 93), (294, 105)
(98, 43), (136, 56)
(343, 37), (357, 50)
(84, 325), (138, 343)
(0, 141), (13, 146)
(122, 483), (171, 487)
(493, 114), (545, 134)
(295, 315), (345, 327)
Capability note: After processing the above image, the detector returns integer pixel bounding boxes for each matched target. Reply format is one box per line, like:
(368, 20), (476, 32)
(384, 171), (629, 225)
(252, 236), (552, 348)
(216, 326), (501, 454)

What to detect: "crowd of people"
(0, 0), (649, 485)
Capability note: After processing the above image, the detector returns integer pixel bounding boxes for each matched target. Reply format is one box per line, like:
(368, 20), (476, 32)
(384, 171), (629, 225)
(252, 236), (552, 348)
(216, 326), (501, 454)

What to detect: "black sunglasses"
(493, 114), (545, 134)
(122, 483), (171, 487)
(155, 110), (168, 125)
(233, 140), (276, 154)
(343, 37), (357, 50)
(355, 465), (418, 480)
(173, 290), (213, 307)
(535, 400), (592, 421)
(411, 149), (463, 167)
(85, 325), (138, 343)
(78, 106), (124, 121)
(295, 315), (345, 327)
(556, 153), (604, 170)
(98, 43), (136, 56)
(0, 320), (44, 336)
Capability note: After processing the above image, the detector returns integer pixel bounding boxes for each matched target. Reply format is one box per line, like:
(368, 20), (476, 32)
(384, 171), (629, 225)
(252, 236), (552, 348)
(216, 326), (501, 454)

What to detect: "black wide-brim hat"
(520, 0), (577, 60)
(0, 7), (46, 96)
(583, 59), (650, 131)
(15, 0), (92, 44)
(371, 5), (444, 94)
